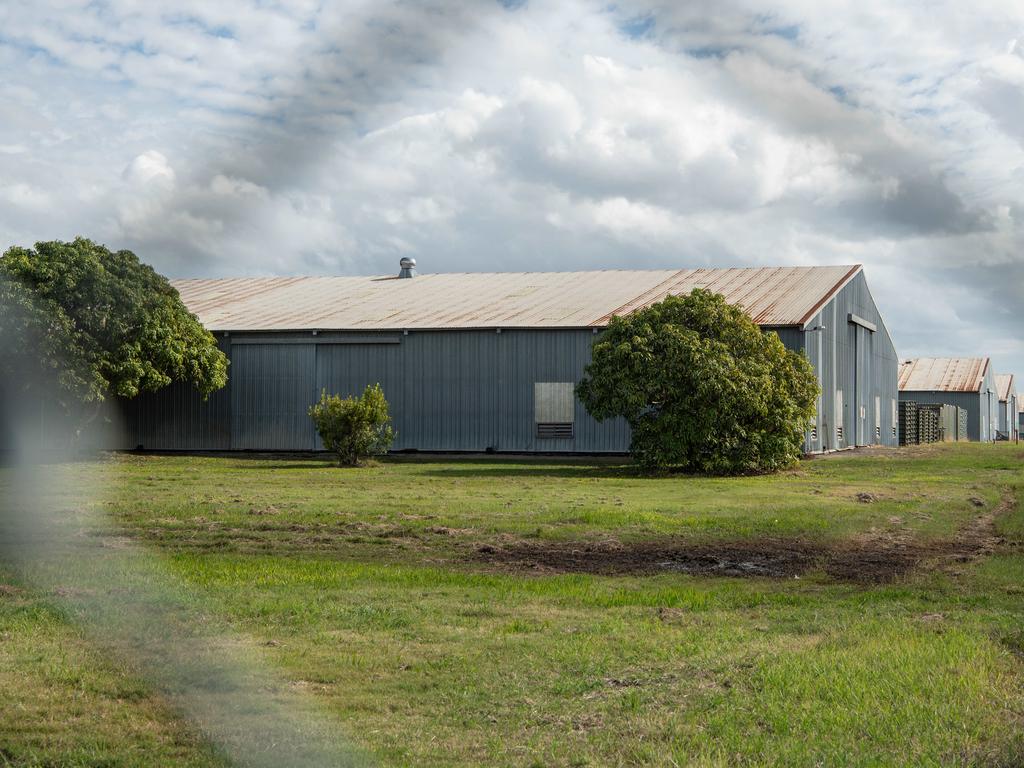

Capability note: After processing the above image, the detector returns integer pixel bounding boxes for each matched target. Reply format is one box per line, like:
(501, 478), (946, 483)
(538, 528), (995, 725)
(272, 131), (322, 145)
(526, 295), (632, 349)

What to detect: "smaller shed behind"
(899, 358), (998, 442)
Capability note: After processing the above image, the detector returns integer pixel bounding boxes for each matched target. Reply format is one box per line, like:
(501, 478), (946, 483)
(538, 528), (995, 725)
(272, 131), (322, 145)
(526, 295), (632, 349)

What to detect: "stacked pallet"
(899, 401), (918, 446)
(918, 407), (940, 443)
(919, 403), (958, 442)
(901, 402), (968, 445)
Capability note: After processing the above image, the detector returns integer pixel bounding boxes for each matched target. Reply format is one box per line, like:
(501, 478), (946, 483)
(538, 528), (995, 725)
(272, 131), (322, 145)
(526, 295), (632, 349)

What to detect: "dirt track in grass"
(472, 503), (1008, 584)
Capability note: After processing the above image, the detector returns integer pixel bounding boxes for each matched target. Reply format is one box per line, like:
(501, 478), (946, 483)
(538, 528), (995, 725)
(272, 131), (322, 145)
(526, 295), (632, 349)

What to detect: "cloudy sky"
(1, 1), (1023, 374)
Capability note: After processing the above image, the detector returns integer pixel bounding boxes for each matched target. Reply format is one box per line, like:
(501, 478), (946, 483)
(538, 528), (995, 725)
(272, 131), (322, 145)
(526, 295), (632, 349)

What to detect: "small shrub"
(309, 384), (395, 466)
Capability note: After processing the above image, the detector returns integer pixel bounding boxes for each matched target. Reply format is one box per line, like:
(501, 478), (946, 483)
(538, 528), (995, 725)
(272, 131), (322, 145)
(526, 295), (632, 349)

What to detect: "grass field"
(2, 443), (1024, 767)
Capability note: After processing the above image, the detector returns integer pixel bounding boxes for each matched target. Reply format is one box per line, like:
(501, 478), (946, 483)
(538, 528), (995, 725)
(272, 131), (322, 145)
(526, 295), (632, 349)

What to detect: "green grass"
(104, 445), (1016, 553)
(2, 443), (1024, 766)
(0, 596), (224, 767)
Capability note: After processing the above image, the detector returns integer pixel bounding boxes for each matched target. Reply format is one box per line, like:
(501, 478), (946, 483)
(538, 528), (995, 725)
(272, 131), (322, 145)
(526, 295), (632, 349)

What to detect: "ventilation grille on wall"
(537, 422), (574, 440)
(836, 426), (844, 442)
(810, 426), (818, 443)
(876, 426), (881, 439)
(892, 426), (897, 438)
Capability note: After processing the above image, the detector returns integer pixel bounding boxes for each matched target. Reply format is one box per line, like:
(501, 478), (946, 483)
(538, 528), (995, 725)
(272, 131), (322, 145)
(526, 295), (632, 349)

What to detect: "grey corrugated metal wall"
(124, 336), (232, 450)
(795, 271), (899, 452)
(231, 343), (318, 450)
(1013, 394), (1019, 440)
(998, 392), (1018, 439)
(986, 367), (999, 440)
(130, 329), (632, 452)
(128, 272), (898, 454)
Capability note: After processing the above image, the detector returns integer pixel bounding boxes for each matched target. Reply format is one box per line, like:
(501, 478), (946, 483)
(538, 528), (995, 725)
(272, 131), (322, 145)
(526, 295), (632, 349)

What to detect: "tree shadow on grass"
(243, 461), (639, 479)
(236, 463), (338, 470)
(125, 451), (643, 479)
(413, 463), (639, 480)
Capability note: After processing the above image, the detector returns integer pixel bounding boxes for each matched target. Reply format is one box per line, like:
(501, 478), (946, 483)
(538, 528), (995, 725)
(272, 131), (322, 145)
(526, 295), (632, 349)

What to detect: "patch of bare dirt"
(476, 539), (817, 578)
(425, 525), (476, 537)
(472, 501), (1007, 584)
(247, 505), (281, 516)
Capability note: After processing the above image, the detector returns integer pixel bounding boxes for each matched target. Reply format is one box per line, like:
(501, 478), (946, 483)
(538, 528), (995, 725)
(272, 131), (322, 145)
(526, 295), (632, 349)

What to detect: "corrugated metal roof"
(995, 374), (1015, 402)
(899, 358), (990, 394)
(172, 265), (861, 332)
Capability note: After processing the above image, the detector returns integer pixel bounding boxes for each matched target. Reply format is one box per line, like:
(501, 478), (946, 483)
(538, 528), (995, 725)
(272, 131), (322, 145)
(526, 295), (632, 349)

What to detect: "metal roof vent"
(398, 257), (417, 279)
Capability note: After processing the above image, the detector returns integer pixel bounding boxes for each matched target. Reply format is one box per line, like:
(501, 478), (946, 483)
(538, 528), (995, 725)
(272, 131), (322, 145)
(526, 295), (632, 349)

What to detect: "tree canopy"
(576, 289), (819, 475)
(0, 238), (228, 403)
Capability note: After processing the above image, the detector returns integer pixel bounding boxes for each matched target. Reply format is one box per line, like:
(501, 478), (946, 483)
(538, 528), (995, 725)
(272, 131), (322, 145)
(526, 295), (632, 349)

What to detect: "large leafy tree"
(0, 238), (228, 403)
(576, 289), (819, 475)
(0, 275), (94, 401)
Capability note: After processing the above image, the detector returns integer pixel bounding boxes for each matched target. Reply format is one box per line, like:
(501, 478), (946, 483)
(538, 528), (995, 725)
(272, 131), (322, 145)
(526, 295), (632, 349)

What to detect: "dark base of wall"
(121, 448), (632, 460)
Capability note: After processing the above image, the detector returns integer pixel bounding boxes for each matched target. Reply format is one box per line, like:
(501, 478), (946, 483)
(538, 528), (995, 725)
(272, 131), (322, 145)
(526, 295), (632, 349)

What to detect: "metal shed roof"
(173, 265), (861, 332)
(995, 374), (1016, 402)
(899, 358), (991, 394)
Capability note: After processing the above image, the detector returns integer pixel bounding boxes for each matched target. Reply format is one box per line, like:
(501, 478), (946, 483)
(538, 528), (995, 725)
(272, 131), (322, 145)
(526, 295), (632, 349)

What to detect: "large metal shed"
(125, 263), (899, 454)
(995, 374), (1018, 441)
(898, 358), (999, 442)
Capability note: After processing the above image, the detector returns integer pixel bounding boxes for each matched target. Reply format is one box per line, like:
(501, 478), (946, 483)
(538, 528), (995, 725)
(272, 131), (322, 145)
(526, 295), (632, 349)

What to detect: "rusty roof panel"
(899, 358), (990, 394)
(596, 265), (859, 326)
(995, 374), (1015, 401)
(172, 265), (861, 332)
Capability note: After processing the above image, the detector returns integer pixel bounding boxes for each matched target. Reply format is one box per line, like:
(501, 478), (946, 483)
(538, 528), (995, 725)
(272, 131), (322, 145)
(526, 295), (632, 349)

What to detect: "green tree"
(0, 238), (228, 403)
(0, 275), (96, 403)
(309, 384), (396, 466)
(576, 289), (819, 475)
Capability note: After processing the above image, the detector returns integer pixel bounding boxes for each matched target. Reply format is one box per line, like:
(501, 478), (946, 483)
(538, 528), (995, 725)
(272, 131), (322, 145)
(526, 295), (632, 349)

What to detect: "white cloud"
(0, 0), (1023, 373)
(0, 182), (50, 210)
(124, 150), (176, 188)
(209, 175), (269, 200)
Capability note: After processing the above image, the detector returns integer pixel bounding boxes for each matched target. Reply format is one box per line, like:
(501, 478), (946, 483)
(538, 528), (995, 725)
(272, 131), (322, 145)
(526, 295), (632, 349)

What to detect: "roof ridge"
(171, 264), (860, 281)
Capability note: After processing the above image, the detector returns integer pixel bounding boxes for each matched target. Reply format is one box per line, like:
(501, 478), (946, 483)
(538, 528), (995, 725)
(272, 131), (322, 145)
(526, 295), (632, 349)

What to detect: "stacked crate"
(899, 401), (918, 446)
(919, 403), (957, 442)
(917, 407), (940, 443)
(900, 402), (959, 445)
